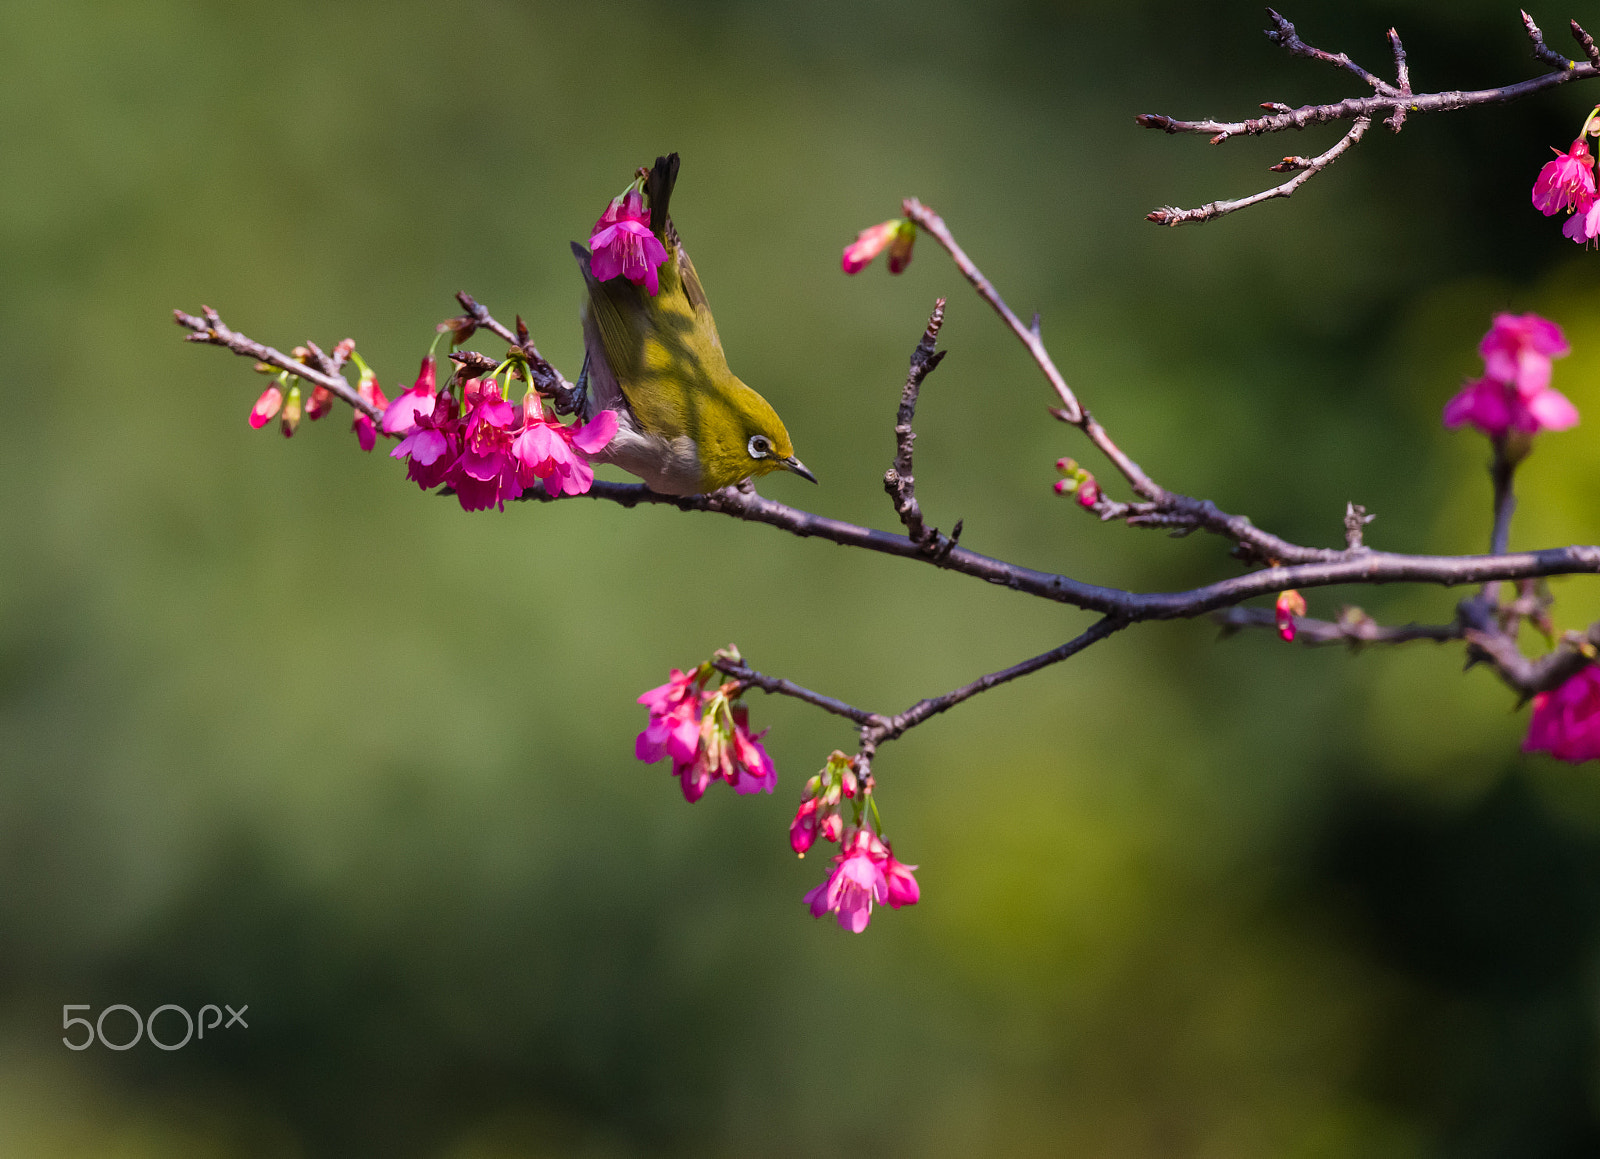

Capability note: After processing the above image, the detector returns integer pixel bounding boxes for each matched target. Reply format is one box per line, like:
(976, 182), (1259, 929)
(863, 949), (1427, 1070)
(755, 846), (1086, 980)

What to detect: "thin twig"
(1265, 8), (1401, 96)
(883, 299), (956, 552)
(902, 198), (1084, 425)
(865, 616), (1127, 744)
(713, 615), (1127, 756)
(713, 660), (878, 726)
(1523, 9), (1577, 71)
(454, 292), (578, 411)
(1147, 117), (1371, 226)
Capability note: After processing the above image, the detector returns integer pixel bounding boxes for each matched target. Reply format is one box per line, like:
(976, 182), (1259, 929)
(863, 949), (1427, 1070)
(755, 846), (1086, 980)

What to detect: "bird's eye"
(747, 435), (771, 459)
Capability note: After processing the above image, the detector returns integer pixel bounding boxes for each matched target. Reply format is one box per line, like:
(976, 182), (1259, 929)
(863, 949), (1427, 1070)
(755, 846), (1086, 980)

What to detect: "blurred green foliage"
(6, 0), (1600, 1154)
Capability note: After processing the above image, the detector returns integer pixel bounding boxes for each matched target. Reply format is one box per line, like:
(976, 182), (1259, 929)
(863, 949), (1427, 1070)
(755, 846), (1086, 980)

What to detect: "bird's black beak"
(782, 456), (818, 484)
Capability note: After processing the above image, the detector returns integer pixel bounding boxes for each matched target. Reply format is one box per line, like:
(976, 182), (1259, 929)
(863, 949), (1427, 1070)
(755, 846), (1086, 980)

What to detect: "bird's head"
(698, 379), (815, 491)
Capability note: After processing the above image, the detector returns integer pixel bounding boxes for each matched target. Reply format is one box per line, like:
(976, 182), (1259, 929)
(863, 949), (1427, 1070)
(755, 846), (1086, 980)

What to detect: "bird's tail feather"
(646, 153), (680, 242)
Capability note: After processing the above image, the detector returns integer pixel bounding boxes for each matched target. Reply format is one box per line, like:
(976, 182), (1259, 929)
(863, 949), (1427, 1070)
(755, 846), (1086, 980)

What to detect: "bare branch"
(712, 659), (878, 726)
(865, 616), (1127, 744)
(1265, 8), (1401, 96)
(1138, 12), (1600, 225)
(714, 616), (1127, 757)
(1522, 9), (1577, 71)
(1574, 19), (1600, 69)
(901, 198), (1085, 425)
(1147, 116), (1370, 226)
(883, 299), (958, 553)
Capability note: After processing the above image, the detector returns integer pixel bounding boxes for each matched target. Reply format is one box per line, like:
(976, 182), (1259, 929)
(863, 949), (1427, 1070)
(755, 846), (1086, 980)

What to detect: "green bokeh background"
(7, 1), (1600, 1154)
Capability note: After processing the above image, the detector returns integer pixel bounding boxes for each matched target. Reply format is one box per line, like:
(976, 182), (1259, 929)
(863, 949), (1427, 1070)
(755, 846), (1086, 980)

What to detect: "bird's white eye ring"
(747, 435), (771, 459)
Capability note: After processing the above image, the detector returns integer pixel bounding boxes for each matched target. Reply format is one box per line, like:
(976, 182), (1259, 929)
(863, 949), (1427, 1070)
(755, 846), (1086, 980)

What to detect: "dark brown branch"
(1523, 10), (1577, 71)
(1574, 19), (1600, 68)
(713, 616), (1127, 757)
(901, 198), (1085, 425)
(453, 292), (578, 412)
(865, 616), (1127, 744)
(531, 479), (1600, 620)
(883, 299), (958, 554)
(712, 660), (878, 726)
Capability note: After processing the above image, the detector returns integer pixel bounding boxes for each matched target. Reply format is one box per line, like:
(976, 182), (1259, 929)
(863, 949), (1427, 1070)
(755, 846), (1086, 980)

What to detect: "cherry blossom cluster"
(793, 751), (919, 933)
(1442, 311), (1600, 763)
(384, 357), (617, 512)
(635, 663), (919, 933)
(1533, 108), (1600, 246)
(1443, 313), (1578, 442)
(635, 650), (777, 803)
(245, 344), (618, 513)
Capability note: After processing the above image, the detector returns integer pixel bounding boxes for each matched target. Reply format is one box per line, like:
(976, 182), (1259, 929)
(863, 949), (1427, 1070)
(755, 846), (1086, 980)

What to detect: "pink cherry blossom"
(636, 669), (702, 765)
(790, 796), (820, 856)
(1523, 665), (1600, 762)
(1563, 195), (1600, 246)
(381, 356), (437, 435)
(636, 666), (779, 803)
(1443, 314), (1578, 439)
(249, 386), (283, 429)
(352, 373), (389, 452)
(511, 409), (617, 497)
(1479, 313), (1569, 396)
(730, 706), (776, 795)
(589, 189), (669, 296)
(804, 829), (889, 933)
(880, 848), (920, 909)
(389, 390), (459, 490)
(1533, 138), (1596, 216)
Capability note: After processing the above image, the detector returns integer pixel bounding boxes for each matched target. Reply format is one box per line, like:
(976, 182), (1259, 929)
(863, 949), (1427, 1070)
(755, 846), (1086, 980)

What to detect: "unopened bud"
(1077, 474), (1100, 507)
(1275, 589), (1307, 642)
(887, 221), (917, 275)
(305, 385), (334, 420)
(249, 385), (283, 429)
(280, 384), (303, 437)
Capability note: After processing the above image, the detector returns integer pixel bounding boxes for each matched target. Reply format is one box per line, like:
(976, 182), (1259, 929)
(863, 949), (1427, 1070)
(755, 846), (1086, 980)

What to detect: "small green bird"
(572, 153), (815, 496)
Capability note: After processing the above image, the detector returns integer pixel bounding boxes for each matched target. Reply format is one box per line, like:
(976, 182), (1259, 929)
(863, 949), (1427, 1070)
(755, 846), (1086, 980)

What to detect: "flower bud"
(886, 221), (917, 274)
(1275, 589), (1307, 642)
(1077, 473), (1100, 507)
(249, 385), (283, 429)
(279, 384), (303, 437)
(305, 385), (334, 421)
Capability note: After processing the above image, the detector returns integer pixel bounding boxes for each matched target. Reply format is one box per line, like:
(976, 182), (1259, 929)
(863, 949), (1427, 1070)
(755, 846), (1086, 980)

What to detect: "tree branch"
(883, 298), (961, 554)
(1138, 10), (1600, 225)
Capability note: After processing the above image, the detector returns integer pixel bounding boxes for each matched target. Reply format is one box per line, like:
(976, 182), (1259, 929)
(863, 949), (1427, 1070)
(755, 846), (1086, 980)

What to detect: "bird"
(571, 153), (815, 496)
